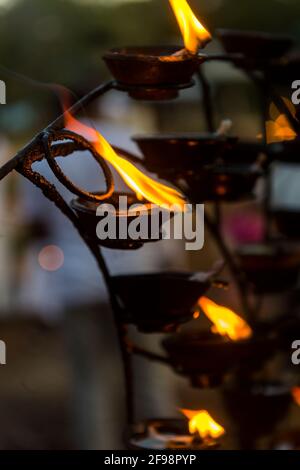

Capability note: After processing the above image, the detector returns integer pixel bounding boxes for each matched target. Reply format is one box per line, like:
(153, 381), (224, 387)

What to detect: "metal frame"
(0, 50), (295, 438)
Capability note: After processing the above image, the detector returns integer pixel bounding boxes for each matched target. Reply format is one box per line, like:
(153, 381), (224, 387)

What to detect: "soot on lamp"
(103, 46), (204, 100)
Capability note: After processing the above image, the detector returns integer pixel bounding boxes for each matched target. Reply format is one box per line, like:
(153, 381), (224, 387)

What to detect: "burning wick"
(181, 409), (225, 442)
(169, 0), (212, 54)
(198, 297), (253, 341)
(63, 108), (186, 211)
(265, 98), (298, 144)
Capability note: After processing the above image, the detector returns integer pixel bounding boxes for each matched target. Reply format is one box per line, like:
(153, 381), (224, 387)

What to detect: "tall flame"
(198, 297), (252, 341)
(181, 409), (225, 440)
(266, 98), (297, 144)
(292, 387), (300, 406)
(169, 0), (212, 53)
(64, 110), (185, 210)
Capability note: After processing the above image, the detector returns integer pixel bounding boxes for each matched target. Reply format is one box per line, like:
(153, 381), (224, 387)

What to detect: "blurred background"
(0, 0), (299, 450)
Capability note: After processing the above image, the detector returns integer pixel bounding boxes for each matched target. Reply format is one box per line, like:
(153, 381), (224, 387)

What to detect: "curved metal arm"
(17, 134), (135, 425)
(0, 80), (115, 182)
(43, 129), (115, 202)
(2, 78), (138, 426)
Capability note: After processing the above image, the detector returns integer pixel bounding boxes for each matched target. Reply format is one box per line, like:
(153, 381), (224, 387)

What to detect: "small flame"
(181, 409), (225, 440)
(169, 0), (212, 53)
(292, 387), (300, 406)
(266, 98), (297, 144)
(198, 297), (252, 341)
(64, 110), (185, 210)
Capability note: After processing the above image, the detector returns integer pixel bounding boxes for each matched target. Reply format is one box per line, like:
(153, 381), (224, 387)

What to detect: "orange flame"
(64, 110), (185, 210)
(181, 409), (225, 440)
(266, 98), (297, 144)
(198, 297), (252, 341)
(169, 0), (212, 53)
(292, 387), (300, 406)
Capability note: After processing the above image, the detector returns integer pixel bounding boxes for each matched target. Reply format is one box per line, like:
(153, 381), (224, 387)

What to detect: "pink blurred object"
(223, 210), (265, 244)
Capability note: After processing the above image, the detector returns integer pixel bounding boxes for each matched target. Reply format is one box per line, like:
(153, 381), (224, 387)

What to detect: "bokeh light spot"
(38, 245), (64, 272)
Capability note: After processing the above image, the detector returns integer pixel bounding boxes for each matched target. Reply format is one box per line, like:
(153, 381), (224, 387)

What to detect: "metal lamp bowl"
(217, 29), (293, 61)
(223, 140), (266, 166)
(133, 133), (236, 172)
(132, 135), (262, 202)
(162, 330), (274, 388)
(103, 46), (202, 85)
(103, 46), (203, 100)
(236, 242), (300, 293)
(183, 164), (262, 203)
(113, 271), (216, 333)
(269, 53), (300, 84)
(71, 192), (161, 250)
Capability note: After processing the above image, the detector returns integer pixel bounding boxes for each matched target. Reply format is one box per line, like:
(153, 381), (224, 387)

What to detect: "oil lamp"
(103, 0), (211, 100)
(103, 46), (203, 101)
(71, 192), (164, 250)
(162, 298), (274, 387)
(127, 410), (225, 450)
(61, 105), (186, 249)
(222, 140), (266, 166)
(223, 379), (292, 449)
(270, 53), (300, 85)
(63, 108), (186, 209)
(162, 330), (274, 388)
(112, 267), (223, 333)
(183, 163), (262, 203)
(217, 29), (293, 67)
(133, 135), (262, 202)
(236, 242), (300, 293)
(134, 129), (266, 202)
(133, 133), (236, 174)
